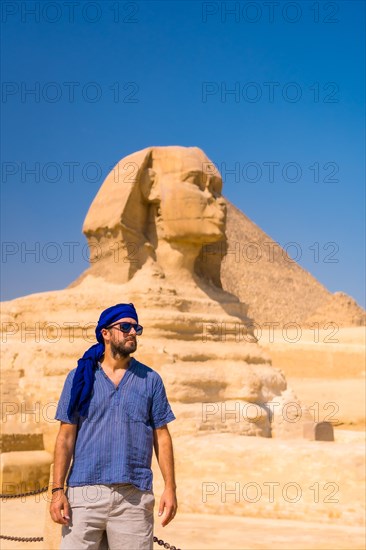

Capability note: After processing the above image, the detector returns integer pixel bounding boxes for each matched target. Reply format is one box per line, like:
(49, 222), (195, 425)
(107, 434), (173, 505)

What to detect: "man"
(50, 303), (177, 550)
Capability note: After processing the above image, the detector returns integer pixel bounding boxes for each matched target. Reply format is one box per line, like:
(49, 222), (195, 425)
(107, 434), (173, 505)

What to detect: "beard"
(110, 337), (137, 359)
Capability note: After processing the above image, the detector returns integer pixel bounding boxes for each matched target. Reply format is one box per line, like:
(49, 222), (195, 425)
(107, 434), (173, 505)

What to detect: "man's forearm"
(52, 435), (75, 487)
(154, 428), (176, 489)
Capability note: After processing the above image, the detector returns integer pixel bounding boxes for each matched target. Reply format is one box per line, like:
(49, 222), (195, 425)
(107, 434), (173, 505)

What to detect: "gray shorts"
(60, 484), (155, 550)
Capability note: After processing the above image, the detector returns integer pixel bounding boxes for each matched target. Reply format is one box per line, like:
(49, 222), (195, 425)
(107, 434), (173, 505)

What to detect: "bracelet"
(51, 487), (65, 494)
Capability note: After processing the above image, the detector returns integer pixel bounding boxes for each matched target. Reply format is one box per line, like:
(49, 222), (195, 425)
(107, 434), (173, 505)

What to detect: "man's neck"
(100, 354), (132, 373)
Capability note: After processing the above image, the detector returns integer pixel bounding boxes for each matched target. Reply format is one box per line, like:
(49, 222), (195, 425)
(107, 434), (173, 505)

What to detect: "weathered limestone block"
(164, 401), (270, 437)
(1, 451), (52, 493)
(303, 421), (335, 441)
(267, 388), (313, 439)
(0, 433), (44, 452)
(198, 400), (271, 437)
(161, 361), (286, 404)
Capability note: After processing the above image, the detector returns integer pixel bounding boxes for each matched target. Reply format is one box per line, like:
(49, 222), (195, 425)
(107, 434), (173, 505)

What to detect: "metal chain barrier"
(0, 534), (44, 542)
(1, 487), (181, 549)
(0, 486), (49, 499)
(152, 536), (180, 549)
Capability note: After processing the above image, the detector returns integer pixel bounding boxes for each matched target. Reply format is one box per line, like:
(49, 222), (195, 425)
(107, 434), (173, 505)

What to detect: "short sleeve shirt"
(54, 357), (175, 491)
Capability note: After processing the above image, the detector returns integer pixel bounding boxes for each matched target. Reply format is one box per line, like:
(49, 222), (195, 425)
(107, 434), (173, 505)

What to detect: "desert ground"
(1, 428), (365, 550)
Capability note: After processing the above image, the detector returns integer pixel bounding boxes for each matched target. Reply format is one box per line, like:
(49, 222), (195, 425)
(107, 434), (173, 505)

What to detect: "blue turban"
(67, 303), (138, 418)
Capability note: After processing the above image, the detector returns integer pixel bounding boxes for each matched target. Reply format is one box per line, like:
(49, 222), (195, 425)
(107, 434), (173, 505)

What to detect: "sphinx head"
(82, 146), (226, 282)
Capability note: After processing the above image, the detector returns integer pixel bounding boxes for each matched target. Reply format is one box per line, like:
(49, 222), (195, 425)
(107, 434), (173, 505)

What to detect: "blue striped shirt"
(54, 357), (175, 491)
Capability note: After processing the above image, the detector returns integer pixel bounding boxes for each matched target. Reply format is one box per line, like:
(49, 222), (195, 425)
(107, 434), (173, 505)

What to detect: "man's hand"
(158, 486), (177, 527)
(50, 491), (71, 525)
(50, 421), (77, 525)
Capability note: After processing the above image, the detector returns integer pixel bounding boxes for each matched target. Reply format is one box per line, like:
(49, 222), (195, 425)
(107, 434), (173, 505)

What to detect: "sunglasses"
(106, 322), (143, 336)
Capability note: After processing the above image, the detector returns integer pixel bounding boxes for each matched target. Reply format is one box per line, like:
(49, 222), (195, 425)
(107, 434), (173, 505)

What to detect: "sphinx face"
(152, 149), (226, 244)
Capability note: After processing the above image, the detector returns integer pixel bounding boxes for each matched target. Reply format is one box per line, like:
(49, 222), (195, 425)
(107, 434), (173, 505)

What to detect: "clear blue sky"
(1, 0), (365, 307)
